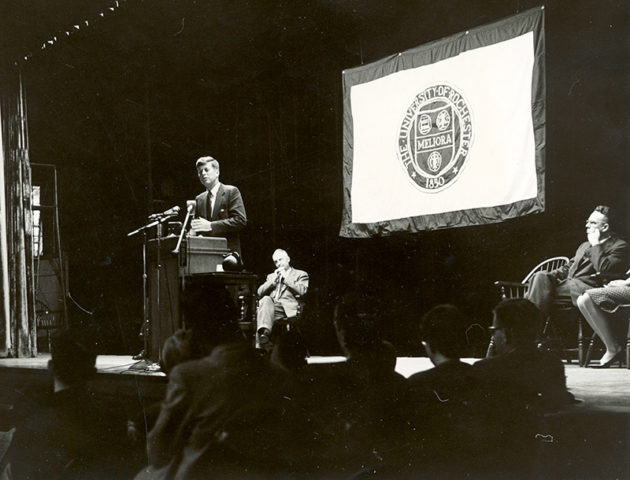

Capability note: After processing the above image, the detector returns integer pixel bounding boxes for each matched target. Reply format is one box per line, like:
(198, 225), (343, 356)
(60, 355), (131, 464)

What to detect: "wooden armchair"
(271, 294), (306, 335)
(494, 256), (570, 299)
(253, 293), (308, 352)
(490, 256), (586, 362)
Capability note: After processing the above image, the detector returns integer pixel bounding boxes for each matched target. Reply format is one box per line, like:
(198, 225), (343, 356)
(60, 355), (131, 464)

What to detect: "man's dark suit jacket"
(469, 346), (576, 473)
(472, 345), (575, 414)
(553, 233), (628, 302)
(145, 342), (307, 479)
(7, 386), (128, 480)
(407, 359), (476, 405)
(195, 182), (247, 254)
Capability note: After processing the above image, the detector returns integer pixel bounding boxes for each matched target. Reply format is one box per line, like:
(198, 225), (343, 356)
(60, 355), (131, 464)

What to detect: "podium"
(146, 236), (257, 361)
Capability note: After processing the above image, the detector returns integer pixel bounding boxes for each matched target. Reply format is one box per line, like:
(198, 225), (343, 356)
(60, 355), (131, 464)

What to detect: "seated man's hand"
(190, 217), (212, 234)
(276, 268), (289, 282)
(587, 227), (601, 246)
(606, 279), (627, 288)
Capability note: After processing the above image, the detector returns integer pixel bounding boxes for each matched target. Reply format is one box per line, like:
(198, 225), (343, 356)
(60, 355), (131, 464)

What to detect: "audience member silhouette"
(286, 292), (412, 477)
(474, 298), (575, 411)
(0, 282), (619, 480)
(137, 279), (309, 480)
(406, 304), (483, 474)
(5, 328), (128, 480)
(128, 283), (241, 453)
(179, 279), (243, 360)
(270, 329), (308, 371)
(408, 304), (474, 403)
(126, 328), (194, 452)
(471, 298), (576, 473)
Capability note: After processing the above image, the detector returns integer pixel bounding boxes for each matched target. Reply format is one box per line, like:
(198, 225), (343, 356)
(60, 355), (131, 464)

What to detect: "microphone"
(148, 205), (181, 220)
(186, 200), (196, 217)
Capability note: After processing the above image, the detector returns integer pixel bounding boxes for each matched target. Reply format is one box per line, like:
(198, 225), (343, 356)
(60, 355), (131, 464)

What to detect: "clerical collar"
(598, 235), (612, 246)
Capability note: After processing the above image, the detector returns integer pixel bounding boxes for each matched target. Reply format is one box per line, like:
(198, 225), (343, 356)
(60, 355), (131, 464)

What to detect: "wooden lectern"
(146, 236), (257, 361)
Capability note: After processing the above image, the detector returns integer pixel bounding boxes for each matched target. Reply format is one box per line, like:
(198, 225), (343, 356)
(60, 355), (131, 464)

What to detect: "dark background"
(1, 0), (628, 355)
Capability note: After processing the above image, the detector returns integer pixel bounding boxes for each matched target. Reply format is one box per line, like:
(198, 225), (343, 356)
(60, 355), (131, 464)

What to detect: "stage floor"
(0, 354), (628, 411)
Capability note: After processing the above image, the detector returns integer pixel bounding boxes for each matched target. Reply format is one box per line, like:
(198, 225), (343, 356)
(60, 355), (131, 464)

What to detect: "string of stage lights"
(17, 0), (129, 66)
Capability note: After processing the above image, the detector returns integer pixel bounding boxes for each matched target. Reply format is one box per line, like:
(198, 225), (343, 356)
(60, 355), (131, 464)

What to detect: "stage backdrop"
(340, 7), (545, 237)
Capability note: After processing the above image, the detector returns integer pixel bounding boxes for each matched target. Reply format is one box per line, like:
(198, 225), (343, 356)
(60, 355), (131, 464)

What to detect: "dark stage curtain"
(0, 69), (36, 357)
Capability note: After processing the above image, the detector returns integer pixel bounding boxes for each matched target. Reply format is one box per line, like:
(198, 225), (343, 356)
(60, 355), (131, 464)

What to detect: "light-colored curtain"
(0, 69), (36, 357)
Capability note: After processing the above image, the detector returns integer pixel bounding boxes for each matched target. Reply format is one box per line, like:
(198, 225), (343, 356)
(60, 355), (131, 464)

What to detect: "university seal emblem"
(397, 84), (473, 192)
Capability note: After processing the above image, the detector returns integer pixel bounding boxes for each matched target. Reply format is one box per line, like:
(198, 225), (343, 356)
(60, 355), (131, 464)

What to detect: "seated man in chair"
(256, 249), (309, 345)
(525, 205), (627, 318)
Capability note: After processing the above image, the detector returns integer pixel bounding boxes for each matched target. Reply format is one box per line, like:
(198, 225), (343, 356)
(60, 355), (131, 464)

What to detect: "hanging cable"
(67, 291), (94, 316)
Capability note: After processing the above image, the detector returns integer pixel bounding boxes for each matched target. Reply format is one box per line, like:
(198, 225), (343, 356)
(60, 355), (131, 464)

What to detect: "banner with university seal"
(340, 7), (545, 237)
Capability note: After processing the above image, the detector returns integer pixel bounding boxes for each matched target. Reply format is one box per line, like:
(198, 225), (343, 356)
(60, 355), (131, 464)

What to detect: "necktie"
(274, 276), (283, 301)
(207, 192), (213, 219)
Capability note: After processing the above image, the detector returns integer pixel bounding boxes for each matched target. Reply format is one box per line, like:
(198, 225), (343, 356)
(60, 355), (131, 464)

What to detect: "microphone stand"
(173, 206), (195, 321)
(127, 212), (178, 370)
(173, 207), (194, 255)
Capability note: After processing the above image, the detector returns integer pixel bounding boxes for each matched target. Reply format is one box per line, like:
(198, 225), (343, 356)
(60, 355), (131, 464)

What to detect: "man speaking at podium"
(190, 156), (247, 255)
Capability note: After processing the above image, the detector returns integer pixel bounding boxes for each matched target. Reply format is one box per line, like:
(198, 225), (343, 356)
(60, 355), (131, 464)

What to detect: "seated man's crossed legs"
(526, 272), (573, 318)
(257, 296), (287, 344)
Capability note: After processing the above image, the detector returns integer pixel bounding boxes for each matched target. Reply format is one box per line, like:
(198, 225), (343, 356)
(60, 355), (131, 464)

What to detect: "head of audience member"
(160, 329), (193, 374)
(419, 304), (468, 366)
(49, 328), (97, 392)
(272, 248), (291, 272)
(196, 156), (220, 191)
(585, 204), (613, 242)
(181, 280), (242, 359)
(333, 292), (395, 370)
(270, 330), (308, 371)
(490, 298), (541, 354)
(333, 293), (379, 353)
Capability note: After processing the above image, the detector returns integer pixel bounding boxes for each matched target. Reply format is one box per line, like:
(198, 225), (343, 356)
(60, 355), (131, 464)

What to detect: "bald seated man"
(256, 249), (309, 345)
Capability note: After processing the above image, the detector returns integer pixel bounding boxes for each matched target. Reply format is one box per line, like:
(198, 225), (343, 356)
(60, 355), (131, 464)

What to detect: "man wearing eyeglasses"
(477, 298), (576, 407)
(472, 299), (575, 474)
(525, 205), (627, 318)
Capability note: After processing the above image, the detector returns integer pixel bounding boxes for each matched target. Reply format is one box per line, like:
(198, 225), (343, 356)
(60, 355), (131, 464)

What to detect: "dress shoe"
(132, 349), (146, 360)
(258, 329), (271, 345)
(591, 351), (624, 369)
